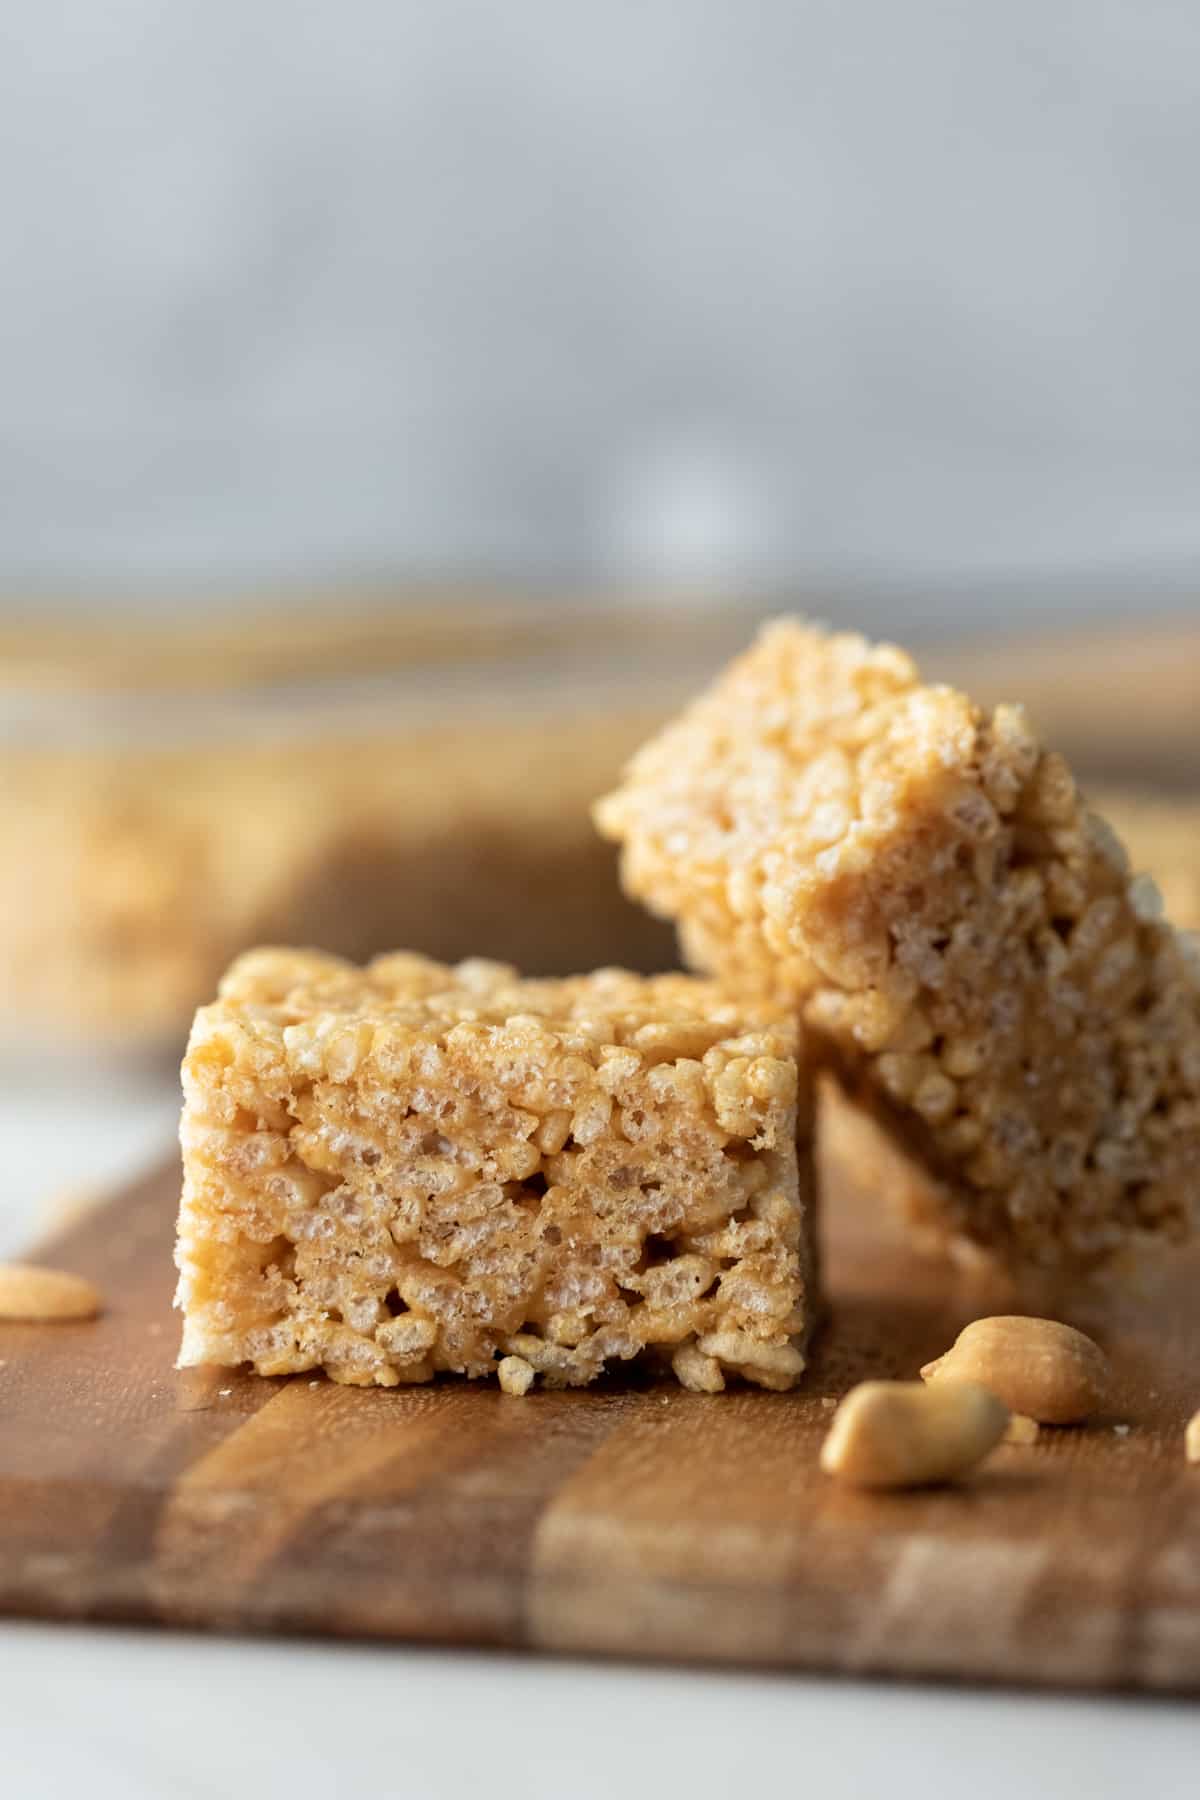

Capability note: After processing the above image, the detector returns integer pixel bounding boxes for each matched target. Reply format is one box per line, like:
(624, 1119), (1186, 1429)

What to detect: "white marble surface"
(1, 1080), (1196, 1792)
(1, 1622), (1197, 1800)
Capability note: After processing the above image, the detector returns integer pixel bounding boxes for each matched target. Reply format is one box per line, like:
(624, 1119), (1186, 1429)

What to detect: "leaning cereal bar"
(595, 619), (1200, 1266)
(175, 949), (816, 1390)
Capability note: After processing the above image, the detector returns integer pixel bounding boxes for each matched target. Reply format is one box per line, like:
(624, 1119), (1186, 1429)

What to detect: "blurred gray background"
(3, 1), (1200, 627)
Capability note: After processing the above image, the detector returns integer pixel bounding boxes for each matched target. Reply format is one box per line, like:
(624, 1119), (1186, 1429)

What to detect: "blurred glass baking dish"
(2, 596), (1196, 1061)
(0, 597), (761, 1061)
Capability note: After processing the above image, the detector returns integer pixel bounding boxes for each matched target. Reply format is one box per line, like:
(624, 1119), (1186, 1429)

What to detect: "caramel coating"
(175, 949), (817, 1391)
(596, 619), (1200, 1265)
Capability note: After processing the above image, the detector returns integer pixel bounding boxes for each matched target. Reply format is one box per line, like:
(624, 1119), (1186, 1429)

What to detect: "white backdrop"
(2, 2), (1200, 623)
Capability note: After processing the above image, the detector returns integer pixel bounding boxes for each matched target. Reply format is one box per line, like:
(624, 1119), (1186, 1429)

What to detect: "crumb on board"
(497, 1355), (534, 1397)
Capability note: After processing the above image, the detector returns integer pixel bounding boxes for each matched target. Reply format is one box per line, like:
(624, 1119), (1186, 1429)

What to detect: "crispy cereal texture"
(176, 949), (816, 1390)
(596, 619), (1200, 1265)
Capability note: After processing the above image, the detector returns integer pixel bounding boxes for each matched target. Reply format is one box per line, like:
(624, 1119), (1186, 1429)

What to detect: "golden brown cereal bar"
(596, 619), (1200, 1266)
(175, 949), (817, 1390)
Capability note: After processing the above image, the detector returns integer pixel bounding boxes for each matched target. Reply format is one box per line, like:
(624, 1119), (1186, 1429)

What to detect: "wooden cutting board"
(2, 1148), (1199, 1692)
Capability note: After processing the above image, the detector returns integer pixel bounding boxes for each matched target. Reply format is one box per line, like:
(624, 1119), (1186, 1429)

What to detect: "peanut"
(0, 1263), (103, 1321)
(819, 1378), (1009, 1489)
(920, 1316), (1108, 1424)
(1187, 1408), (1200, 1466)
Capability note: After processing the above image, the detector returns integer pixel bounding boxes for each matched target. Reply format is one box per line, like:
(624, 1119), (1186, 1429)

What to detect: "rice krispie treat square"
(595, 619), (1200, 1266)
(176, 949), (816, 1391)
